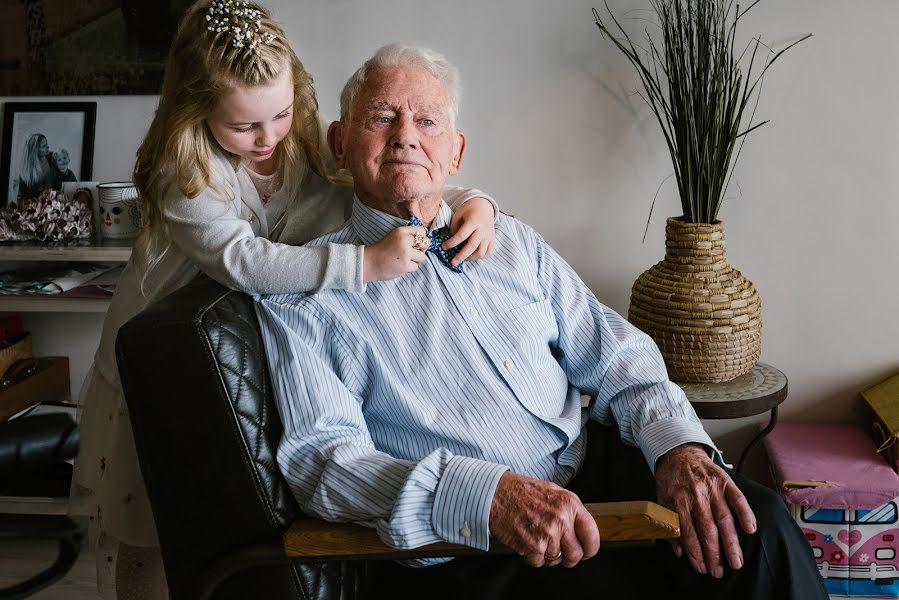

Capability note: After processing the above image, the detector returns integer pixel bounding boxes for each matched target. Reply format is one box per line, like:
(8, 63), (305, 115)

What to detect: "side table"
(678, 363), (788, 472)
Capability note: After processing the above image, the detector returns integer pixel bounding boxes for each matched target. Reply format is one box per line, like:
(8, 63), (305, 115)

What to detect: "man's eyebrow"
(414, 102), (445, 115)
(362, 100), (394, 112)
(361, 99), (446, 115)
(225, 103), (293, 126)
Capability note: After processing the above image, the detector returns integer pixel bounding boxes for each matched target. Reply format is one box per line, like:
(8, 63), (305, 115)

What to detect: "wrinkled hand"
(489, 472), (600, 568)
(655, 443), (757, 578)
(363, 226), (426, 283)
(445, 197), (496, 266)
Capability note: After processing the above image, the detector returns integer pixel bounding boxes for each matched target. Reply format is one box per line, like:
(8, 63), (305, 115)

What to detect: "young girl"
(50, 148), (77, 188)
(70, 2), (498, 598)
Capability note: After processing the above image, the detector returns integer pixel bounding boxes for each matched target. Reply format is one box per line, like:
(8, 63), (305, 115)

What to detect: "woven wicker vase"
(628, 217), (762, 383)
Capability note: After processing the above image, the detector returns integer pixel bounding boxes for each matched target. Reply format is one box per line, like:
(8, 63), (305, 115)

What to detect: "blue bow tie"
(408, 215), (463, 273)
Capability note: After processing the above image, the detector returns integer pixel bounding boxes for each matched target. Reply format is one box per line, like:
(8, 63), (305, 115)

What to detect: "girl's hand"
(363, 226), (427, 283)
(444, 197), (496, 267)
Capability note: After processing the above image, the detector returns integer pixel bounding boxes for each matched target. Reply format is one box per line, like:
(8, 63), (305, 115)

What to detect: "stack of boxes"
(764, 421), (899, 598)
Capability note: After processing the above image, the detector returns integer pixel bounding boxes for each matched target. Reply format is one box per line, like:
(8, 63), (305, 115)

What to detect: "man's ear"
(327, 121), (346, 169)
(449, 129), (466, 175)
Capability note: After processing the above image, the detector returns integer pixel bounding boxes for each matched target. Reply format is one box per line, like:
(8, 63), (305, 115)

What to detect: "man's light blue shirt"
(255, 198), (716, 554)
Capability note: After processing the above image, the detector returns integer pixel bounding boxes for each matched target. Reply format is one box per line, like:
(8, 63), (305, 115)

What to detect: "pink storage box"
(764, 423), (899, 597)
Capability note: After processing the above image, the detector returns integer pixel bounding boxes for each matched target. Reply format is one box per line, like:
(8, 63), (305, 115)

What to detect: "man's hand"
(444, 196), (496, 266)
(488, 472), (600, 568)
(655, 443), (757, 578)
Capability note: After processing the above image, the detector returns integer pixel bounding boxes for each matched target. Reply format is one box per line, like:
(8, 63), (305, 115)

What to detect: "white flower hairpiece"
(206, 0), (276, 50)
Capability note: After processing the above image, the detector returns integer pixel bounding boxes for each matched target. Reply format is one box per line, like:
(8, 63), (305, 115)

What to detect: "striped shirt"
(255, 198), (716, 555)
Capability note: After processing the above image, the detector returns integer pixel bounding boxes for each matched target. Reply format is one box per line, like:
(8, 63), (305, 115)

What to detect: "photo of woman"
(1, 103), (95, 206)
(14, 133), (55, 202)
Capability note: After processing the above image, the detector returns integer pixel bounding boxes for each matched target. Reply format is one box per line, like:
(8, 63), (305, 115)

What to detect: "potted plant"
(593, 0), (810, 383)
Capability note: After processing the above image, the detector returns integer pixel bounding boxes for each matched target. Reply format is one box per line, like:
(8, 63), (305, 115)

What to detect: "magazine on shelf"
(58, 265), (122, 299)
(0, 262), (118, 295)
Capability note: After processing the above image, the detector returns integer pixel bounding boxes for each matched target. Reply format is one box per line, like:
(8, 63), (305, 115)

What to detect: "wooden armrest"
(283, 500), (679, 561)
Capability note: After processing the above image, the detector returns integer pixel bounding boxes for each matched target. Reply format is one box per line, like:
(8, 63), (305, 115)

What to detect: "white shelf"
(0, 239), (129, 313)
(0, 495), (68, 515)
(0, 239), (132, 262)
(0, 296), (111, 313)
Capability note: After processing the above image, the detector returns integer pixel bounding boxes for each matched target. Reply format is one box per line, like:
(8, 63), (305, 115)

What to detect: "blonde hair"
(19, 133), (48, 188)
(52, 148), (70, 168)
(132, 0), (330, 266)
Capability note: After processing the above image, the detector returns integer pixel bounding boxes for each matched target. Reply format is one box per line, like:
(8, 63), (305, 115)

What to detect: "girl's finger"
(442, 222), (476, 249)
(393, 225), (424, 237)
(450, 237), (481, 265)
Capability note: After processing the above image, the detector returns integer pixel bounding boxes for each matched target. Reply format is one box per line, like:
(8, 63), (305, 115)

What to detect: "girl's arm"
(161, 182), (366, 295)
(161, 174), (501, 295)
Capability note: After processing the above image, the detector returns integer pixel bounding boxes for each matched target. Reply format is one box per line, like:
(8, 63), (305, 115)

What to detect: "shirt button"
(504, 359), (514, 369)
(460, 525), (471, 538)
(468, 307), (478, 318)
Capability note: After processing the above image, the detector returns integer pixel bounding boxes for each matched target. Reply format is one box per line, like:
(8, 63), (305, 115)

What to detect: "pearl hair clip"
(206, 0), (276, 50)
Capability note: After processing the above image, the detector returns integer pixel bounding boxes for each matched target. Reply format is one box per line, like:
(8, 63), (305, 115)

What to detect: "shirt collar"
(351, 197), (454, 246)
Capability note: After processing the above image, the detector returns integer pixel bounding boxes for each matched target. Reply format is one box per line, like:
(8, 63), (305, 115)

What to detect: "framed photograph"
(62, 180), (100, 224)
(1, 102), (97, 206)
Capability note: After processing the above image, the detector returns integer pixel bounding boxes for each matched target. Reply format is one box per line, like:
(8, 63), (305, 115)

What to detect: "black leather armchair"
(116, 275), (363, 600)
(116, 276), (678, 600)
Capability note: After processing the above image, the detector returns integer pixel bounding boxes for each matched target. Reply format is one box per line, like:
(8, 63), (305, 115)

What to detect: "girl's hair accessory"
(206, 0), (276, 49)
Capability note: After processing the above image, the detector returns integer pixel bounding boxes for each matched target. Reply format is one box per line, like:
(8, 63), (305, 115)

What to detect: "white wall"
(4, 0), (898, 467)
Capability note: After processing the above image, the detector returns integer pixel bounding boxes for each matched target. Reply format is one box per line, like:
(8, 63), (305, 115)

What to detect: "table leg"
(736, 407), (779, 473)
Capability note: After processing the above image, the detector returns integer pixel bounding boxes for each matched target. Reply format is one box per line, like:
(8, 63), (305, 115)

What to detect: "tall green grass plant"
(594, 0), (810, 224)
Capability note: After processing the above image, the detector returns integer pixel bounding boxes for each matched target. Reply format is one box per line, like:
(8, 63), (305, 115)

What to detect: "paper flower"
(0, 189), (93, 242)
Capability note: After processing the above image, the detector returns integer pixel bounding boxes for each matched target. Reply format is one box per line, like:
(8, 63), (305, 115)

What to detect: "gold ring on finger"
(412, 232), (429, 252)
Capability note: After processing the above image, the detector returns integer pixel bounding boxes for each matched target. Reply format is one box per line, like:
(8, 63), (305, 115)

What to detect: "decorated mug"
(97, 182), (141, 239)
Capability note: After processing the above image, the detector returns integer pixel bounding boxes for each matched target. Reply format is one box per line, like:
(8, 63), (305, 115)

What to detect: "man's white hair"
(339, 43), (461, 124)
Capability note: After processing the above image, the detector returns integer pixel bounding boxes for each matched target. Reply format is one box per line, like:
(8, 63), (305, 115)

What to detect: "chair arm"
(0, 414), (79, 476)
(191, 501), (678, 598)
(283, 500), (679, 561)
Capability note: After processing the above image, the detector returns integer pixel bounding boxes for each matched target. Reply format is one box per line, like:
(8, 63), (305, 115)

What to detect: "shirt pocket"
(502, 299), (559, 357)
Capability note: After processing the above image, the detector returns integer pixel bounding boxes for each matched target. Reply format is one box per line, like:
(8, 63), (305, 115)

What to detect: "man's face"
(330, 65), (465, 213)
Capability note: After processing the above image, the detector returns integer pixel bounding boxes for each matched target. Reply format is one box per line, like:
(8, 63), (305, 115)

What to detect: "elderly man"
(255, 43), (826, 599)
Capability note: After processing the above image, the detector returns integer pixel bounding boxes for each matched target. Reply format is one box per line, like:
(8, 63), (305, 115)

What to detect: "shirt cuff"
(432, 456), (508, 551)
(323, 242), (366, 293)
(461, 189), (499, 221)
(639, 417), (722, 474)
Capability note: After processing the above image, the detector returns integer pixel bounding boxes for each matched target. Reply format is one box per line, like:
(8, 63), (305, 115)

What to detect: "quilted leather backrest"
(116, 276), (357, 600)
(197, 283), (299, 525)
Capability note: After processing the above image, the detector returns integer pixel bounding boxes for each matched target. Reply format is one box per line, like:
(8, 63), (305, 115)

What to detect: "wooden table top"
(677, 363), (788, 419)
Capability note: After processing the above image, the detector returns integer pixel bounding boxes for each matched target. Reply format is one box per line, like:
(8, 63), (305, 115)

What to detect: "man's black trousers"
(368, 422), (829, 600)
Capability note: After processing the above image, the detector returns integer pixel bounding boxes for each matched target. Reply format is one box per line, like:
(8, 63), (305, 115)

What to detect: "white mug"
(97, 182), (141, 239)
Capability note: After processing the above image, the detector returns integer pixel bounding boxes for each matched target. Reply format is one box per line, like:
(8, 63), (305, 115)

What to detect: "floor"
(0, 539), (102, 599)
(0, 495), (102, 599)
